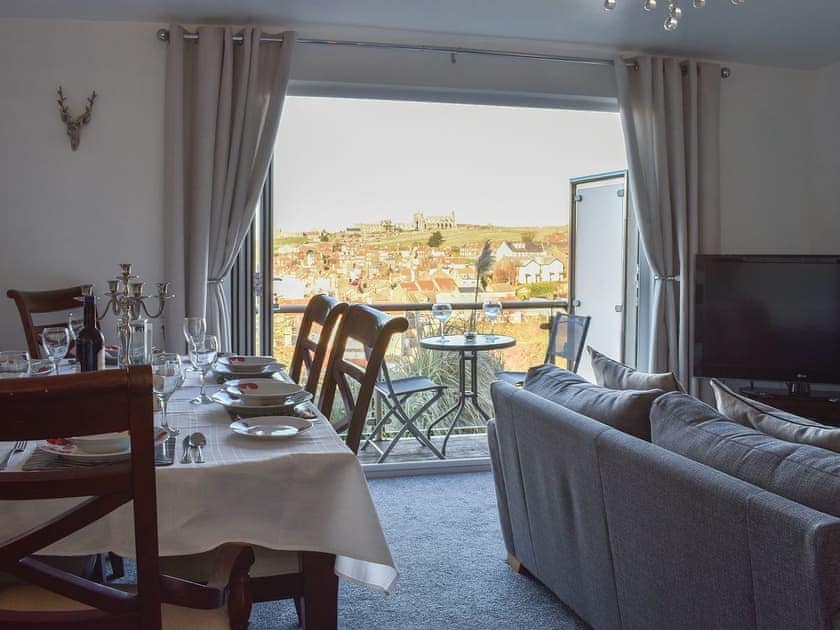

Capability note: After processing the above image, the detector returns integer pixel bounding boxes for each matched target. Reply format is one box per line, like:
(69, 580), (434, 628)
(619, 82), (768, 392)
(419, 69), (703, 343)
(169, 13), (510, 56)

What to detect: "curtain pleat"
(164, 26), (295, 351)
(615, 55), (721, 385)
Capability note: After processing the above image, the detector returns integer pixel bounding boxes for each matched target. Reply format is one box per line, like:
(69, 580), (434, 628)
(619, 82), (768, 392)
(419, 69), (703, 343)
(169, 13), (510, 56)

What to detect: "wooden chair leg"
(227, 558), (253, 630)
(301, 552), (338, 630)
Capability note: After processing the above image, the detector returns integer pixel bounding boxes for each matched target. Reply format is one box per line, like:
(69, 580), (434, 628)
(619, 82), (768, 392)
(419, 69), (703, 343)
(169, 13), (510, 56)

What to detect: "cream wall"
(0, 17), (836, 352)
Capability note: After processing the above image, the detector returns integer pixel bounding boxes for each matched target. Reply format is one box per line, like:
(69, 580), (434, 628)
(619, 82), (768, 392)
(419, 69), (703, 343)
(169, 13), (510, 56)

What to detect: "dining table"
(0, 366), (399, 623)
(420, 333), (516, 456)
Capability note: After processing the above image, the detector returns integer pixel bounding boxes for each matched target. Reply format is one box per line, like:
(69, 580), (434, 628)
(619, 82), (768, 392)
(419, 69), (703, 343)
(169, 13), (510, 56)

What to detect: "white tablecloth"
(0, 373), (399, 592)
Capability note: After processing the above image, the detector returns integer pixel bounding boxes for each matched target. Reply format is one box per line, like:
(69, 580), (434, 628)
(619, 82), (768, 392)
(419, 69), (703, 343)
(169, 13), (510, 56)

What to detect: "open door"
(569, 171), (638, 381)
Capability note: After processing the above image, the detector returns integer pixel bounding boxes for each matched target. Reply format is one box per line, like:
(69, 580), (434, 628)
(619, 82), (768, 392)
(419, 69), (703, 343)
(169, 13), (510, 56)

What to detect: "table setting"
(0, 314), (399, 594)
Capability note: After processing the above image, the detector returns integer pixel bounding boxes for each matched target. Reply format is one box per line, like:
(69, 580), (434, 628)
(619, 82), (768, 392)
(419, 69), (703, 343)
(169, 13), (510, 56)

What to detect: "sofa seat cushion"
(651, 391), (840, 517)
(711, 378), (840, 453)
(587, 346), (685, 393)
(523, 363), (664, 440)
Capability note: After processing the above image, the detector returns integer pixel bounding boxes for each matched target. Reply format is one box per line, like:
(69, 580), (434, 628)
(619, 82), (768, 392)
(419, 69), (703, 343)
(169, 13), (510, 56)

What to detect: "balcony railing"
(270, 299), (568, 462)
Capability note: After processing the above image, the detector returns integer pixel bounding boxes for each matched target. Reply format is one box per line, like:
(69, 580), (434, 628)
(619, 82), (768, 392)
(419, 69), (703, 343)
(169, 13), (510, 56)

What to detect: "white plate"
(217, 355), (278, 373)
(39, 427), (168, 462)
(72, 431), (130, 454)
(211, 389), (313, 415)
(225, 379), (304, 403)
(213, 362), (285, 379)
(230, 416), (313, 440)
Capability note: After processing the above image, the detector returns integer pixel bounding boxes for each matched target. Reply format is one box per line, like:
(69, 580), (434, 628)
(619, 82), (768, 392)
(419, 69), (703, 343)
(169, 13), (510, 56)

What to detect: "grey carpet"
(250, 471), (588, 630)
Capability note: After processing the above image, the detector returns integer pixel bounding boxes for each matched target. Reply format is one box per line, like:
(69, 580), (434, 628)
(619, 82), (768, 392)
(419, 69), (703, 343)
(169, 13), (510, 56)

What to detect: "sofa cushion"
(587, 346), (685, 393)
(651, 391), (840, 517)
(523, 363), (663, 440)
(710, 379), (840, 453)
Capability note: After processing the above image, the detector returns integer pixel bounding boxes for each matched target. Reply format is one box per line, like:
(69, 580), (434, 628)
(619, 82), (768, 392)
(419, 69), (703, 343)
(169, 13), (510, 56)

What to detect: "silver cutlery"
(0, 441), (27, 471)
(180, 435), (192, 464)
(189, 432), (207, 464)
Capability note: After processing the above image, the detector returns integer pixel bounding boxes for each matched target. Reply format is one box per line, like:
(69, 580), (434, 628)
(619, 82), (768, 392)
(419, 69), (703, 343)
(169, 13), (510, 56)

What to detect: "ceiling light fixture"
(604, 0), (745, 31)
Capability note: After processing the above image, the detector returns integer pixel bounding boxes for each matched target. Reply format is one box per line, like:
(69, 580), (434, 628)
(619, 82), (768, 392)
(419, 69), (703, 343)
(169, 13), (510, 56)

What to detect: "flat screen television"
(694, 255), (840, 385)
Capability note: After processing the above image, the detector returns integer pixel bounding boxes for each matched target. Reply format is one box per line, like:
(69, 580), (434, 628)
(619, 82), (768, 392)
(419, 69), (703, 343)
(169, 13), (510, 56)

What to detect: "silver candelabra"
(87, 263), (174, 367)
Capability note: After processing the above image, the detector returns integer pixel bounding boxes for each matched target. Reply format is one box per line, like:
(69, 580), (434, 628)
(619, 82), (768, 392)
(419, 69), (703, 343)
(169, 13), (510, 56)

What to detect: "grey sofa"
(488, 380), (840, 629)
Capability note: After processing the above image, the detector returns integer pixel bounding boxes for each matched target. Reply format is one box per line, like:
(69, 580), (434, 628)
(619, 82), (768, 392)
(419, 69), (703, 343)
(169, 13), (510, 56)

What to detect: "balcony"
(271, 299), (567, 468)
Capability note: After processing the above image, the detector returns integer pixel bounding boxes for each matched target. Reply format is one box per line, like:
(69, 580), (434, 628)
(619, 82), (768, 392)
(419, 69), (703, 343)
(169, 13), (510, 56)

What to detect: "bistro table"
(420, 333), (516, 456)
(0, 369), (398, 624)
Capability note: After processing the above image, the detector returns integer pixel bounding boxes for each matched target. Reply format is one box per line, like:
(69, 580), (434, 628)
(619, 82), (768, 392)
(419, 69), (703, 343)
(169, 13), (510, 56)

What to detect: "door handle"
(615, 305), (623, 313)
(571, 299), (581, 307)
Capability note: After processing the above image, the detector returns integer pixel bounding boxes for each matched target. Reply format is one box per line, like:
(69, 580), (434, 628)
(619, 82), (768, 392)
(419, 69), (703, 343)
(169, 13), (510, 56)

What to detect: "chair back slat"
(288, 294), (347, 396)
(546, 313), (592, 373)
(0, 366), (162, 629)
(7, 287), (85, 359)
(318, 305), (408, 453)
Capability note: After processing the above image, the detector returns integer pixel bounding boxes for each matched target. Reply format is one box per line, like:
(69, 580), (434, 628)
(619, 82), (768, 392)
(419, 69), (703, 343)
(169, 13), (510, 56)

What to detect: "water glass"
(189, 334), (218, 405)
(152, 353), (183, 435)
(0, 351), (30, 378)
(67, 314), (84, 341)
(42, 327), (70, 375)
(482, 300), (503, 339)
(431, 303), (453, 342)
(183, 317), (206, 346)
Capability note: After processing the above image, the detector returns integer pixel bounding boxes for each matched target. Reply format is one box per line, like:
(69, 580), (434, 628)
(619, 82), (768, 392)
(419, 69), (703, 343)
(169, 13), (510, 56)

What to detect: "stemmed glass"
(67, 314), (84, 342)
(431, 303), (453, 342)
(41, 327), (70, 375)
(183, 317), (206, 372)
(189, 334), (218, 405)
(482, 300), (503, 340)
(152, 353), (183, 435)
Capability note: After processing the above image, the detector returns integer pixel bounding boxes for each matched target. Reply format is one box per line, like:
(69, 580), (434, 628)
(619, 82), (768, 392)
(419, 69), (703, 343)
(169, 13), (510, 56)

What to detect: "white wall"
(0, 19), (166, 349)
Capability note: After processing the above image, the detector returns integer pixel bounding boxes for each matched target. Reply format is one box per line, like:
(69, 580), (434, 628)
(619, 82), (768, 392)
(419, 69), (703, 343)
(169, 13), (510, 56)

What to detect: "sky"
(272, 96), (627, 233)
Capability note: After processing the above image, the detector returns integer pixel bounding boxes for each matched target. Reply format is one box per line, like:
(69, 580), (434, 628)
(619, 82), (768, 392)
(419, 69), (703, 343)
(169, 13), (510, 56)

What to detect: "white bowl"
(72, 432), (130, 454)
(217, 355), (277, 373)
(226, 379), (303, 404)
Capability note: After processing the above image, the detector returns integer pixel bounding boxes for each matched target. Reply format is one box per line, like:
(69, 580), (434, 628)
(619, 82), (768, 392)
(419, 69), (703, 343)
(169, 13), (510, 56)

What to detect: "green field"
(274, 225), (567, 249)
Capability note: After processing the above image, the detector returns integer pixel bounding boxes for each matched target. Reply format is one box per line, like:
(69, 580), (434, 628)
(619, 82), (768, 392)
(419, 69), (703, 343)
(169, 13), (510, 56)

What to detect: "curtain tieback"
(207, 279), (223, 286)
(654, 275), (681, 282)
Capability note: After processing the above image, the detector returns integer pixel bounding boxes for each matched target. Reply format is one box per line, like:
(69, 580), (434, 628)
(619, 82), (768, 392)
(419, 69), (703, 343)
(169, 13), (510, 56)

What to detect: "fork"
(0, 441), (27, 471)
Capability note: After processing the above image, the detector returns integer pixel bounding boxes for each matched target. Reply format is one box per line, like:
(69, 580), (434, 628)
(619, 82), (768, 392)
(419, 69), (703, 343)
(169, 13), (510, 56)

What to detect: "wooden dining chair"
(318, 304), (410, 454)
(7, 286), (86, 358)
(0, 367), (255, 630)
(288, 294), (348, 396)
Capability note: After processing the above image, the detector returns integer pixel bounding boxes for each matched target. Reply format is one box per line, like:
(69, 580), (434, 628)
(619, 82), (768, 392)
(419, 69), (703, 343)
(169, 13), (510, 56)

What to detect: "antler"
(80, 91), (96, 125)
(56, 86), (72, 124)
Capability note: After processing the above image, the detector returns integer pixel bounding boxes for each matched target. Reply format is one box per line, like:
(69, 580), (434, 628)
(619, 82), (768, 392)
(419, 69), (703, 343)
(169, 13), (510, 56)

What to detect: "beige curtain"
(614, 56), (721, 383)
(164, 25), (295, 351)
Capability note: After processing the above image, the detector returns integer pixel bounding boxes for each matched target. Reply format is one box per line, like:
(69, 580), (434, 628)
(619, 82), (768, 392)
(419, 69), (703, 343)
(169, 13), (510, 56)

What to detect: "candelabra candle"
(96, 264), (174, 367)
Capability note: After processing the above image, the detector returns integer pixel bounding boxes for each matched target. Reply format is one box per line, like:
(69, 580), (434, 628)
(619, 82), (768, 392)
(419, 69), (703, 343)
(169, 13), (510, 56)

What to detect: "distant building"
(496, 240), (546, 259)
(516, 258), (566, 284)
(413, 210), (456, 231)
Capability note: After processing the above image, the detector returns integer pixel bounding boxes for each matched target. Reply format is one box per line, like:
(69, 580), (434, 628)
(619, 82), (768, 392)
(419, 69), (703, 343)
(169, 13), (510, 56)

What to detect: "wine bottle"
(77, 295), (105, 371)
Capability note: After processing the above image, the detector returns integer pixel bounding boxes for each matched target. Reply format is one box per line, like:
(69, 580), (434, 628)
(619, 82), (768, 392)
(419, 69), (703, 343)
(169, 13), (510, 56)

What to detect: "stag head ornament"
(57, 86), (96, 151)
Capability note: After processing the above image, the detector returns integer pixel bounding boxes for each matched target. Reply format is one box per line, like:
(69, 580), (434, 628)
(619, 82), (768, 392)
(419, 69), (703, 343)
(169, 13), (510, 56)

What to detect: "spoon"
(180, 435), (192, 464)
(189, 432), (207, 464)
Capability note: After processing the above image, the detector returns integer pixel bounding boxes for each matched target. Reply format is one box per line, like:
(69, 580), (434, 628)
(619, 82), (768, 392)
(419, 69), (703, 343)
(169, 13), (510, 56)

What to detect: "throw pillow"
(650, 391), (840, 518)
(523, 363), (664, 440)
(587, 346), (685, 393)
(710, 379), (840, 453)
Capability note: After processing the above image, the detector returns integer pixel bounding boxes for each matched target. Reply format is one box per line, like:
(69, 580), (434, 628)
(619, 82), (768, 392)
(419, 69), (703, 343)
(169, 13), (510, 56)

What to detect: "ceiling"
(3, 0), (840, 70)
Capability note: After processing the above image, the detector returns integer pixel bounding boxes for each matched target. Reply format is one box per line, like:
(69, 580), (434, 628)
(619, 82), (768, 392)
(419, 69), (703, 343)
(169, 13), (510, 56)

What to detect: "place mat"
(22, 436), (177, 471)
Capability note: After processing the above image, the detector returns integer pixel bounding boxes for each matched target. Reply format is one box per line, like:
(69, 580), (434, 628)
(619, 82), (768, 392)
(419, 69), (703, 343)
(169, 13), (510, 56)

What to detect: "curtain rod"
(155, 28), (731, 78)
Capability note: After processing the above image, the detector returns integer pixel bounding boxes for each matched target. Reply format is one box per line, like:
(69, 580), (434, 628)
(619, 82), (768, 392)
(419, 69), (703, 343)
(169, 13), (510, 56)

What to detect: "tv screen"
(694, 255), (840, 384)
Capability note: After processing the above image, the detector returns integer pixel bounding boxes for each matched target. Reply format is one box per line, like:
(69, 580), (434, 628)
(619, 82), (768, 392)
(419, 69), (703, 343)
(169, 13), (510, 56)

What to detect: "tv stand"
(740, 387), (840, 426)
(786, 381), (811, 397)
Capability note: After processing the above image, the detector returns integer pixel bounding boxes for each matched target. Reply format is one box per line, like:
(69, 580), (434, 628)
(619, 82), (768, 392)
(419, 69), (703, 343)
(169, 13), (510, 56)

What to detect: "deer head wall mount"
(57, 86), (96, 151)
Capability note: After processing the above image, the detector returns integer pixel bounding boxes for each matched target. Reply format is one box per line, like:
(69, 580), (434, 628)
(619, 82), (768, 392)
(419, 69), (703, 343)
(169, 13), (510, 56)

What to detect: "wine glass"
(0, 351), (30, 378)
(482, 300), (503, 340)
(67, 314), (84, 341)
(41, 327), (70, 375)
(431, 303), (453, 342)
(183, 317), (206, 372)
(152, 353), (183, 435)
(189, 334), (218, 405)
